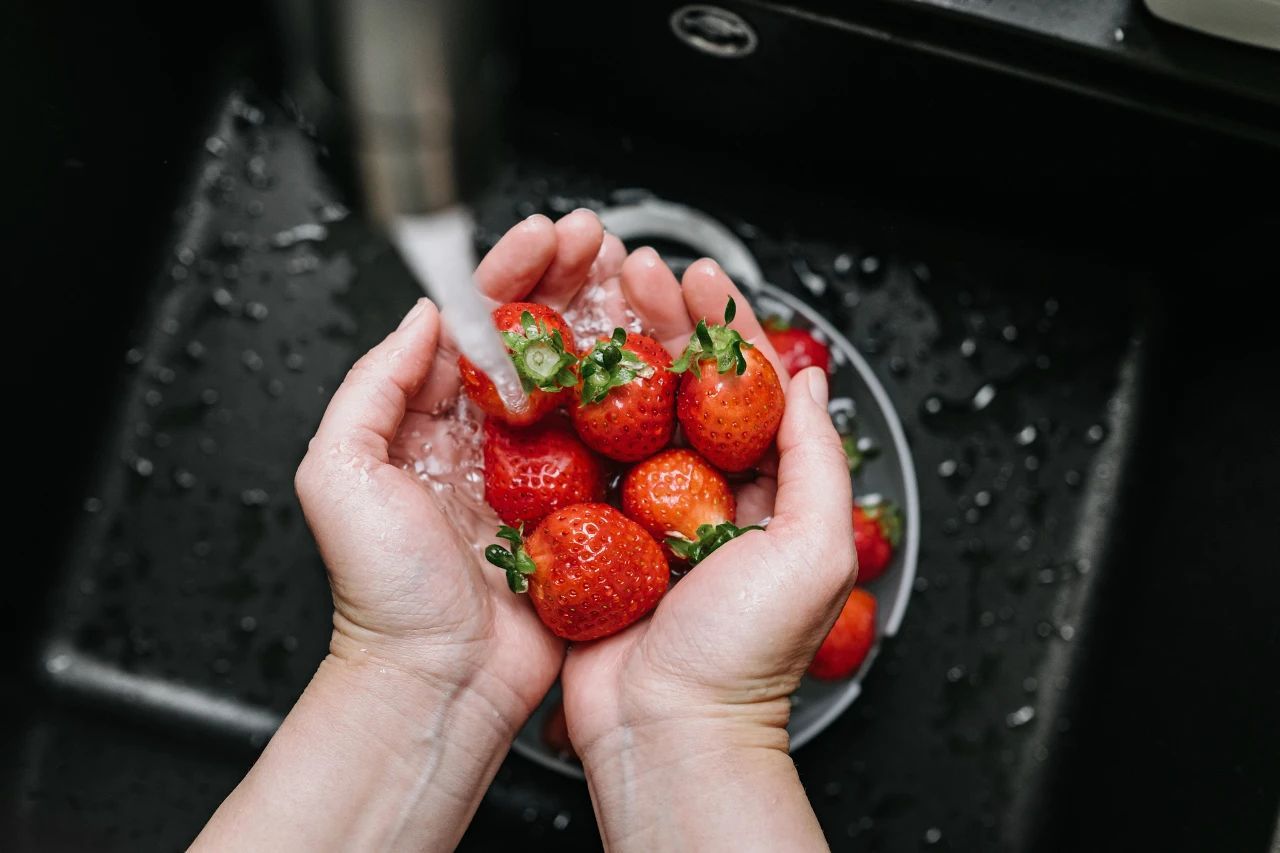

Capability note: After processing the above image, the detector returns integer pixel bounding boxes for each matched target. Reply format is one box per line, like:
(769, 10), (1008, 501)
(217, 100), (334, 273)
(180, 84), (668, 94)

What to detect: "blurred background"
(4, 0), (1279, 850)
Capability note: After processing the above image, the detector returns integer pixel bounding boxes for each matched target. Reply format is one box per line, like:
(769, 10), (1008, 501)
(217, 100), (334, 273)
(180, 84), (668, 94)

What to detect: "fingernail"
(521, 213), (552, 232)
(636, 246), (659, 268)
(694, 258), (721, 277)
(398, 298), (427, 330)
(806, 368), (829, 406)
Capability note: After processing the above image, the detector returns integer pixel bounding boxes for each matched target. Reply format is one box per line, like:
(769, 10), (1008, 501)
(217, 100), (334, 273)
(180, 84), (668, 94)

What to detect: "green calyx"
(669, 297), (753, 378)
(484, 524), (538, 593)
(578, 327), (655, 405)
(857, 498), (903, 547)
(665, 521), (764, 565)
(840, 432), (881, 473)
(502, 310), (579, 393)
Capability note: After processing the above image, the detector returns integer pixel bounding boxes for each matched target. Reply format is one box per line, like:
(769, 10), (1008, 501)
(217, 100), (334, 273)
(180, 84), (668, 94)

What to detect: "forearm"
(582, 715), (828, 853)
(193, 651), (519, 852)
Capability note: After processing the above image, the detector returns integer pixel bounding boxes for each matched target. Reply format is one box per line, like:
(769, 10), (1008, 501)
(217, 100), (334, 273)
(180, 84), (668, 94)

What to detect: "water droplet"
(84, 496), (103, 513)
(924, 396), (943, 415)
(242, 350), (264, 372)
(174, 469), (197, 490)
(832, 253), (854, 276)
(1059, 624), (1076, 641)
(1064, 469), (1082, 487)
(1084, 423), (1107, 445)
(1015, 425), (1037, 446)
(858, 254), (882, 279)
(971, 383), (997, 411)
(245, 301), (269, 321)
(1113, 26), (1125, 42)
(272, 223), (328, 248)
(1006, 705), (1036, 728)
(938, 459), (958, 479)
(1036, 621), (1053, 638)
(132, 457), (154, 478)
(1023, 676), (1039, 692)
(124, 347), (145, 366)
(960, 337), (977, 358)
(240, 616), (258, 632)
(946, 665), (966, 683)
(924, 827), (943, 845)
(241, 488), (270, 506)
(552, 812), (571, 831)
(267, 378), (285, 397)
(1024, 455), (1041, 472)
(1001, 324), (1019, 342)
(212, 288), (234, 308)
(205, 136), (228, 156)
(974, 490), (992, 508)
(201, 388), (220, 406)
(1037, 568), (1056, 584)
(285, 352), (306, 372)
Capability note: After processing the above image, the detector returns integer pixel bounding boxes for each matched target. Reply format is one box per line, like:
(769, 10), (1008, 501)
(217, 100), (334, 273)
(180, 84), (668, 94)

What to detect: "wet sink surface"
(8, 46), (1280, 853)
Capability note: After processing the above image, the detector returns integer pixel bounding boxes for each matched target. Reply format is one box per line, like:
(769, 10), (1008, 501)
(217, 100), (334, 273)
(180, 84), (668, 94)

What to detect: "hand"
(559, 250), (857, 851)
(295, 210), (614, 730)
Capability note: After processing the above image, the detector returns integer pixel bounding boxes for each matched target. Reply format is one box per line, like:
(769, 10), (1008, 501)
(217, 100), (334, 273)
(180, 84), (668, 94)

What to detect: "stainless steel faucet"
(276, 0), (502, 223)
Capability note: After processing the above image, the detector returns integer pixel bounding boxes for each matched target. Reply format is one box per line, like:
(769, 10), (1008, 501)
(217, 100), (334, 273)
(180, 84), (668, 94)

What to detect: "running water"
(393, 208), (525, 409)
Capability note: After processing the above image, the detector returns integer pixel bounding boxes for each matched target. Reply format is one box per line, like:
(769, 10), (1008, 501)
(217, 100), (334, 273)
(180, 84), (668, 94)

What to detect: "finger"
(530, 209), (605, 310)
(474, 214), (558, 303)
(620, 247), (694, 356)
(311, 298), (442, 463)
(590, 233), (627, 284)
(768, 367), (856, 590)
(680, 258), (789, 387)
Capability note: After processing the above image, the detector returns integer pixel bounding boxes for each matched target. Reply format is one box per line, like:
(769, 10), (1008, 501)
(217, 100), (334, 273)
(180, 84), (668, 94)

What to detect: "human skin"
(193, 210), (856, 852)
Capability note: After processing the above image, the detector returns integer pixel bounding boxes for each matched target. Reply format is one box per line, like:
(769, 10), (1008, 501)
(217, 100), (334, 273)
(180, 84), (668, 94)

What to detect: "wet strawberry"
(483, 416), (604, 527)
(485, 503), (669, 642)
(570, 330), (677, 462)
(459, 302), (577, 427)
(671, 298), (784, 473)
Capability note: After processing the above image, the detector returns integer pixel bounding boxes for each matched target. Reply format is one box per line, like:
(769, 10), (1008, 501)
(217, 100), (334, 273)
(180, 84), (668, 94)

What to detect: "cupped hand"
(294, 211), (613, 729)
(558, 248), (859, 765)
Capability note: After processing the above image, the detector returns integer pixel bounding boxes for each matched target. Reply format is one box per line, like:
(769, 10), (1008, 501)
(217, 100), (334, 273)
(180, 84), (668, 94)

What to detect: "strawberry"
(808, 588), (877, 680)
(621, 448), (759, 564)
(671, 298), (785, 473)
(483, 416), (605, 527)
(570, 329), (677, 462)
(484, 503), (669, 641)
(458, 302), (578, 427)
(852, 499), (902, 584)
(764, 318), (831, 376)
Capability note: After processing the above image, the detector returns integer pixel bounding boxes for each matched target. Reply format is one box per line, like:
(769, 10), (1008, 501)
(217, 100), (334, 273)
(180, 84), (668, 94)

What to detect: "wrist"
(321, 635), (527, 747)
(579, 708), (823, 852)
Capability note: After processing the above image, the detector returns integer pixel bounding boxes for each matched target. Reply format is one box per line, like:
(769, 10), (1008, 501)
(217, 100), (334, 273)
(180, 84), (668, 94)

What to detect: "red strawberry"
(852, 499), (902, 584)
(459, 302), (578, 427)
(483, 416), (605, 527)
(570, 329), (677, 462)
(808, 588), (877, 680)
(484, 503), (669, 642)
(621, 448), (758, 564)
(764, 318), (831, 376)
(671, 298), (785, 473)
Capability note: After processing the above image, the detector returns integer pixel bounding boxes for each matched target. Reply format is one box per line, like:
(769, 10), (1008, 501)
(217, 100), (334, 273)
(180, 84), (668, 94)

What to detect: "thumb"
(768, 367), (856, 593)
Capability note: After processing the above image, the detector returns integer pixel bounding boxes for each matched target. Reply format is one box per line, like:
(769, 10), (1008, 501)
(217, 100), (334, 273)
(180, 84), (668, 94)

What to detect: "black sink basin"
(7, 2), (1279, 851)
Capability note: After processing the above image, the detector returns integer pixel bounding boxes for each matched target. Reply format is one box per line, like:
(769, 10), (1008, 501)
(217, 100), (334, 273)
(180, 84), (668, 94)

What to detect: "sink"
(6, 2), (1279, 851)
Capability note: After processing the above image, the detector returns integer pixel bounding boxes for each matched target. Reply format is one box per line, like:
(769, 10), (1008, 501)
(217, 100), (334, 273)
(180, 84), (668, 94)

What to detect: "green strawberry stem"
(501, 311), (579, 393)
(856, 497), (903, 547)
(484, 523), (538, 593)
(578, 328), (655, 405)
(669, 297), (753, 378)
(666, 520), (764, 565)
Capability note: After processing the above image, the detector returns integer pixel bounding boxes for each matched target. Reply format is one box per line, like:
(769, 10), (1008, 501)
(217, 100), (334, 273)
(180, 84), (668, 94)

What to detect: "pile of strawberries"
(468, 298), (900, 682)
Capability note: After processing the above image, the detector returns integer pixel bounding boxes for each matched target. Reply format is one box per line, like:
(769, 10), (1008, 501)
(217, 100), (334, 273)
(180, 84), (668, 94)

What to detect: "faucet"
(275, 0), (525, 403)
